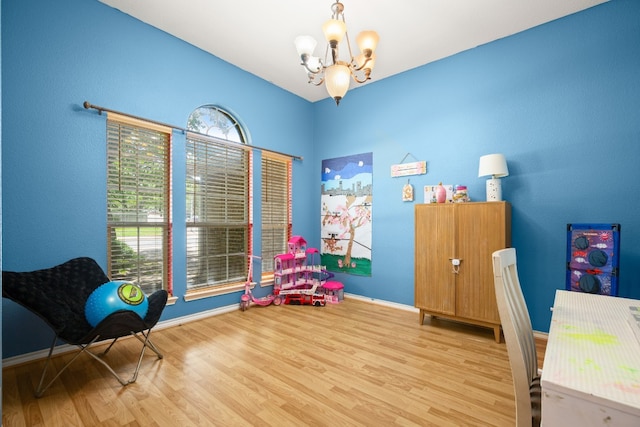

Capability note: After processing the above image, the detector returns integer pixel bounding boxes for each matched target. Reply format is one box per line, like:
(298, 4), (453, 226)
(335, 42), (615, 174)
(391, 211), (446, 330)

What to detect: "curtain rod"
(82, 101), (303, 161)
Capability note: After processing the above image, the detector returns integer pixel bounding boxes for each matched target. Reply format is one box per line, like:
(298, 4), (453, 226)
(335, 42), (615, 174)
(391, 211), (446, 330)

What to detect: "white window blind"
(186, 131), (250, 289)
(106, 114), (172, 295)
(261, 153), (292, 273)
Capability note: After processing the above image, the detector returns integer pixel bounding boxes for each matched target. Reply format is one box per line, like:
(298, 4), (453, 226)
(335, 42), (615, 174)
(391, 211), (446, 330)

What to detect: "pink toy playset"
(240, 236), (344, 310)
(273, 236), (343, 307)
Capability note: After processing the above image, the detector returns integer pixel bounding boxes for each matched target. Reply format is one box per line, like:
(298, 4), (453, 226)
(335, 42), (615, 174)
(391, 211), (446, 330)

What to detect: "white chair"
(492, 248), (541, 427)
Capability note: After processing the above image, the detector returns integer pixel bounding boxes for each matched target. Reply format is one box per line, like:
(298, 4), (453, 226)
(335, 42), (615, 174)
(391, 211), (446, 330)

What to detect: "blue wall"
(2, 0), (639, 358)
(312, 0), (640, 332)
(1, 0), (315, 358)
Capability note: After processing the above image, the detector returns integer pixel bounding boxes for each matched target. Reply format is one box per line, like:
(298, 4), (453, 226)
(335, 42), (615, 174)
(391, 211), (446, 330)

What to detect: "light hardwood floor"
(3, 298), (546, 426)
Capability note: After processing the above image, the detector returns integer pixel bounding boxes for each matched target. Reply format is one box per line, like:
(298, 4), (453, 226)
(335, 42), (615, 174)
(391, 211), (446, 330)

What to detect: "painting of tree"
(321, 153), (372, 276)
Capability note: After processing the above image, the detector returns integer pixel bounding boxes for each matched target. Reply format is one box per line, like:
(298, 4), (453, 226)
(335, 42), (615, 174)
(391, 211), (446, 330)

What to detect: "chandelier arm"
(352, 73), (370, 84)
(339, 1), (356, 66)
(308, 76), (325, 86)
(323, 42), (331, 67)
(331, 1), (344, 20)
(303, 64), (321, 74)
(343, 30), (355, 66)
(352, 55), (372, 72)
(300, 54), (324, 74)
(351, 66), (372, 84)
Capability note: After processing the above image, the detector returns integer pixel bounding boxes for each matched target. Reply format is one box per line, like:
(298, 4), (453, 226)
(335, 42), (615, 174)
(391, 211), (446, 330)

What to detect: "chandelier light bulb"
(356, 30), (379, 56)
(294, 35), (317, 57)
(325, 63), (351, 105)
(322, 19), (347, 45)
(306, 56), (322, 73)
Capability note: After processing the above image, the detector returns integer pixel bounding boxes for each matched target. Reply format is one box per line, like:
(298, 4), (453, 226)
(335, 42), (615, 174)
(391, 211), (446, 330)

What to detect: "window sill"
(260, 273), (274, 287)
(184, 281), (246, 302)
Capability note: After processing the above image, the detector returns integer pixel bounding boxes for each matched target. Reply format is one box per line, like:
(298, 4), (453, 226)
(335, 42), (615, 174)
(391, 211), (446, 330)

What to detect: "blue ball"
(85, 281), (149, 327)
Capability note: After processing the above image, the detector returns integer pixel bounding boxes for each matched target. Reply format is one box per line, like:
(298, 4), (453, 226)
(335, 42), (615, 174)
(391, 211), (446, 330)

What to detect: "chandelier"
(294, 1), (379, 105)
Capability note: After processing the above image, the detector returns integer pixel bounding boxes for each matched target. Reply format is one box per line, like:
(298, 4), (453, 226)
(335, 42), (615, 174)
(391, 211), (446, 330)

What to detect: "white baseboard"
(344, 292), (419, 312)
(345, 293), (548, 338)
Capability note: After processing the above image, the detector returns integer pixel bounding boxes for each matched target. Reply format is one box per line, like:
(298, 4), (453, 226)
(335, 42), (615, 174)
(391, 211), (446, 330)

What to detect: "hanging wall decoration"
(402, 179), (414, 202)
(390, 153), (426, 177)
(321, 152), (372, 276)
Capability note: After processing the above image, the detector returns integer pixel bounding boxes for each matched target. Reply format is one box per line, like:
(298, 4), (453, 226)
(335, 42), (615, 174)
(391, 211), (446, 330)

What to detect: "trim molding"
(183, 282), (246, 302)
(345, 292), (549, 341)
(344, 292), (419, 312)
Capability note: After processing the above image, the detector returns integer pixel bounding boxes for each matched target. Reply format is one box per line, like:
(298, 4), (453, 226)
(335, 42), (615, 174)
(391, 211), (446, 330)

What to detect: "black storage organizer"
(566, 223), (620, 296)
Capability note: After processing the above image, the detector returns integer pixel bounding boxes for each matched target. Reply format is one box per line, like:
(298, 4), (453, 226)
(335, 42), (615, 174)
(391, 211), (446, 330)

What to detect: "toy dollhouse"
(273, 236), (343, 305)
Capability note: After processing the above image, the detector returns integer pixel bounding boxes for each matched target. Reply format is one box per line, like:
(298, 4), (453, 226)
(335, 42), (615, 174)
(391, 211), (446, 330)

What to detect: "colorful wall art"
(321, 153), (372, 276)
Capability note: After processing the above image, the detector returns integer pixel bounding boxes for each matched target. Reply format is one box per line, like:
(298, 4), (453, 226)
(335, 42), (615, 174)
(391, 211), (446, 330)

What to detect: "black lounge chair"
(2, 257), (168, 397)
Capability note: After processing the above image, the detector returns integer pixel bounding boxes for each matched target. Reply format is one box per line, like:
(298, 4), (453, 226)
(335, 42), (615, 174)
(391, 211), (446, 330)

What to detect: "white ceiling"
(99, 0), (608, 103)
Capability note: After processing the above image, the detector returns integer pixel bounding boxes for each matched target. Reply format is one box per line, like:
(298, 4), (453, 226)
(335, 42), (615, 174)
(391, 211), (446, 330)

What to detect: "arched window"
(185, 106), (250, 290)
(187, 105), (246, 142)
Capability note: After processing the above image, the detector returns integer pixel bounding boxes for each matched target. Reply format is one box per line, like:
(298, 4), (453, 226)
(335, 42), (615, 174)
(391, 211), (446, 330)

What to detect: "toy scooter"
(240, 255), (282, 311)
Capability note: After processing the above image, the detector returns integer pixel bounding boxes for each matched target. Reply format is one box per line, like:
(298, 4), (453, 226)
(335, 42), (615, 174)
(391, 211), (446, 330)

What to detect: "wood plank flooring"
(3, 299), (546, 426)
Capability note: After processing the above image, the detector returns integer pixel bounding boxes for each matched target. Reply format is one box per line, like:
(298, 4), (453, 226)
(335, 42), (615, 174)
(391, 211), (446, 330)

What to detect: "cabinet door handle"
(450, 258), (462, 274)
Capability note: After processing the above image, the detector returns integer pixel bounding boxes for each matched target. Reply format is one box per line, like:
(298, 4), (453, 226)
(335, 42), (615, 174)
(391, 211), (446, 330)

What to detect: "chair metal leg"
(145, 338), (163, 359)
(83, 344), (135, 386)
(34, 329), (163, 397)
(85, 329), (163, 386)
(132, 329), (163, 359)
(101, 337), (119, 356)
(35, 334), (101, 398)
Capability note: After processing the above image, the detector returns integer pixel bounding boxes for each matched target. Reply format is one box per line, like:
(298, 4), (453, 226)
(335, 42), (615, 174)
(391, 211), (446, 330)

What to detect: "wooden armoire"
(414, 202), (511, 342)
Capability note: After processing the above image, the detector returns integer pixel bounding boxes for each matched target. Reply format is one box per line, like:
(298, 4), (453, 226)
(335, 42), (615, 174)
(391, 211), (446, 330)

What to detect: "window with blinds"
(186, 106), (250, 290)
(106, 114), (172, 295)
(261, 153), (292, 273)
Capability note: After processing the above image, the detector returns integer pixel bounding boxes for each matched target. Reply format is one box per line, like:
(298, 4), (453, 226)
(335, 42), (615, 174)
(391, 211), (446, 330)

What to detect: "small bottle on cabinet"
(436, 183), (447, 203)
(453, 185), (469, 203)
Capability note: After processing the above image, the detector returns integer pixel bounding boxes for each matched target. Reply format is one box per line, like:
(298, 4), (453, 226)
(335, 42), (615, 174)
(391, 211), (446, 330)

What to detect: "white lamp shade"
(306, 56), (322, 73)
(322, 19), (346, 44)
(356, 30), (379, 55)
(325, 63), (351, 101)
(294, 35), (317, 56)
(478, 154), (509, 178)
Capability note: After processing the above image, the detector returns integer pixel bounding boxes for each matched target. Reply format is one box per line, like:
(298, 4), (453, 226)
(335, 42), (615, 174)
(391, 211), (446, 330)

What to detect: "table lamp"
(478, 154), (509, 201)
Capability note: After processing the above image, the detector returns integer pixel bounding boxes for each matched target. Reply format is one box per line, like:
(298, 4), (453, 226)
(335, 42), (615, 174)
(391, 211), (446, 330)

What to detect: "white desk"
(542, 290), (640, 426)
